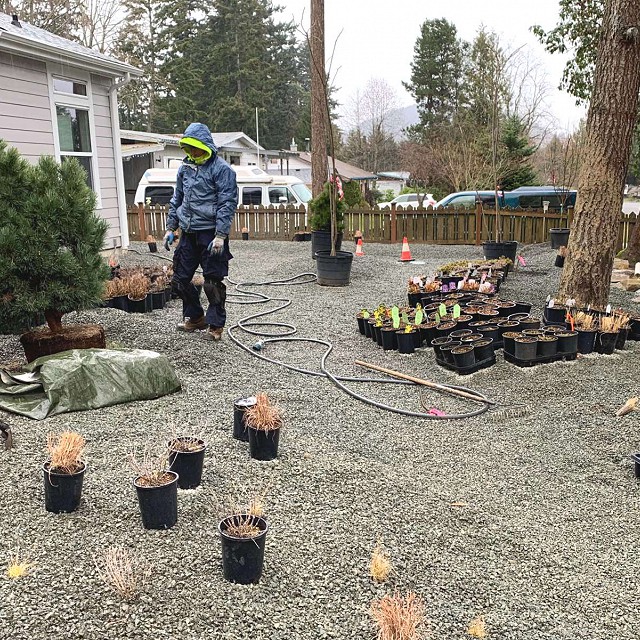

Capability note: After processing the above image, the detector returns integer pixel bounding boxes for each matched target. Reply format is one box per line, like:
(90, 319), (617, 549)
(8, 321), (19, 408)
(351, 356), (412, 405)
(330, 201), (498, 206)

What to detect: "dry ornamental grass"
(223, 514), (261, 538)
(47, 431), (85, 474)
(6, 550), (34, 580)
(95, 546), (150, 601)
(168, 436), (205, 453)
(130, 449), (172, 487)
(370, 591), (427, 640)
(468, 614), (487, 638)
(243, 393), (283, 432)
(370, 542), (392, 583)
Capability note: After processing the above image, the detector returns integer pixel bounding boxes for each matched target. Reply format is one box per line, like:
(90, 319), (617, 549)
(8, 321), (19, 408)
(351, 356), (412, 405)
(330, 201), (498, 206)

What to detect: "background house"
(0, 13), (141, 248)
(121, 129), (299, 204)
(376, 171), (410, 196)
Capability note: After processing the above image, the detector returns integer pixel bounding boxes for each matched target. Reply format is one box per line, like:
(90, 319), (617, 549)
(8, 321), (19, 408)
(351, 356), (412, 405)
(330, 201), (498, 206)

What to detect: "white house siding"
(0, 52), (55, 162)
(90, 73), (121, 245)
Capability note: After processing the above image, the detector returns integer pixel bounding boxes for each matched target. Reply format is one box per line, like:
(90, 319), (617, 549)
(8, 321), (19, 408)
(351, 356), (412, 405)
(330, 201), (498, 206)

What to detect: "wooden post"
(137, 203), (147, 240)
(390, 203), (397, 244)
(475, 202), (482, 245)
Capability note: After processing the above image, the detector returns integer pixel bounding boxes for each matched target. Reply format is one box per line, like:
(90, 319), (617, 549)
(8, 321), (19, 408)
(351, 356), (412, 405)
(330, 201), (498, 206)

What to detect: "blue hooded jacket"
(166, 123), (238, 236)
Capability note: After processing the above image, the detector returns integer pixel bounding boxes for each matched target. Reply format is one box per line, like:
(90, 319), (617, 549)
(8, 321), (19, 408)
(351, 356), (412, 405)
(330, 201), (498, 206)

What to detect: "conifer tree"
(0, 143), (109, 333)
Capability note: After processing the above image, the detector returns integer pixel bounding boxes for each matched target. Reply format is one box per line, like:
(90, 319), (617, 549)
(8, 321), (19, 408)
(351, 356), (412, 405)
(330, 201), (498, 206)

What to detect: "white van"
(134, 165), (312, 209)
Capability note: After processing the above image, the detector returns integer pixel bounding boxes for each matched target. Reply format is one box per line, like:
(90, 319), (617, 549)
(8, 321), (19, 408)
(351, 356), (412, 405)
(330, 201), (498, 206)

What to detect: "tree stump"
(19, 325), (106, 363)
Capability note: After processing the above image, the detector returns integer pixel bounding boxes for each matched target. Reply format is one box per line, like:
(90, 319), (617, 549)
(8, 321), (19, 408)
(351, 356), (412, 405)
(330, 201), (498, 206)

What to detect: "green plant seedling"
(362, 310), (370, 319)
(391, 306), (400, 329)
(438, 303), (447, 317)
(415, 308), (424, 325)
(434, 313), (440, 325)
(453, 304), (461, 319)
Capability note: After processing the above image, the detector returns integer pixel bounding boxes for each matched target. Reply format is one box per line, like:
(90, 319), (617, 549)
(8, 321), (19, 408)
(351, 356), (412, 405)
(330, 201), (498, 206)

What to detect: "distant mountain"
(339, 104), (420, 141)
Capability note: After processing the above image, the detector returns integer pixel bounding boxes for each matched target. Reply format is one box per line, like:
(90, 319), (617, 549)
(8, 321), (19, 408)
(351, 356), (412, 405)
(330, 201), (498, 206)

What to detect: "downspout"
(109, 72), (132, 249)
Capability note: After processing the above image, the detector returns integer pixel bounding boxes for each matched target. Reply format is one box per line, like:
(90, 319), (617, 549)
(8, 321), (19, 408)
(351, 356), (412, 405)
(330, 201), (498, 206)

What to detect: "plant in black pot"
(574, 310), (598, 354)
(44, 431), (86, 513)
(130, 449), (178, 530)
(104, 277), (129, 312)
(310, 181), (345, 259)
(126, 272), (151, 314)
(244, 393), (283, 461)
(168, 435), (206, 490)
(218, 505), (268, 585)
(149, 274), (169, 311)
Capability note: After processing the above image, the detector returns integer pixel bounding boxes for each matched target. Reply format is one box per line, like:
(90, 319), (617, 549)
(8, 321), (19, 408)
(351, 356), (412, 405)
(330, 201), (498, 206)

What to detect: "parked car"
(378, 193), (437, 209)
(436, 187), (577, 211)
(436, 190), (498, 209)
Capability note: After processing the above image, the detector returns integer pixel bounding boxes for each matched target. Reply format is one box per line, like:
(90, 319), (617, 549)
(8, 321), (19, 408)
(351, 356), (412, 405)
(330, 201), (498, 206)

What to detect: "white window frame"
(47, 66), (102, 208)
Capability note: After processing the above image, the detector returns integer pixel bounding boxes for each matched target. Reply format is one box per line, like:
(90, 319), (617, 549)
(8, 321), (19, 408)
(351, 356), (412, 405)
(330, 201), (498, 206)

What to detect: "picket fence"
(126, 203), (637, 250)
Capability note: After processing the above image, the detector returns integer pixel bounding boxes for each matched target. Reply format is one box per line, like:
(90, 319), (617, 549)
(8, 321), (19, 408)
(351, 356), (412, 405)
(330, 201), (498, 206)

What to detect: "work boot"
(203, 327), (224, 341)
(177, 315), (207, 332)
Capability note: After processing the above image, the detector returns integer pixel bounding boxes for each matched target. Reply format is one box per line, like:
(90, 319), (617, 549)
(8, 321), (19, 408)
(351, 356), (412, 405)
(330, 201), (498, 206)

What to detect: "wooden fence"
(127, 203), (637, 250)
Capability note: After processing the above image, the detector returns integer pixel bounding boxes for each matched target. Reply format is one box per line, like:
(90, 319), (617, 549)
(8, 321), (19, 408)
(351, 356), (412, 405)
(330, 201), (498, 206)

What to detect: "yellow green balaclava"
(180, 137), (212, 165)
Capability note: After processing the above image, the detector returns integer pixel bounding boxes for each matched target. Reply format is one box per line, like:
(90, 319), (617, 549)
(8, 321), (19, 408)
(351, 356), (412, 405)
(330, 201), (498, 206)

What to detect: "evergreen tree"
(498, 116), (538, 190)
(0, 143), (109, 333)
(403, 18), (466, 137)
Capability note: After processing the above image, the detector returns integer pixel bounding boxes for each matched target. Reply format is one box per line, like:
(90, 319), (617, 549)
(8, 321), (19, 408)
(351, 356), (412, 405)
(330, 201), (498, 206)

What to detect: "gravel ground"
(0, 239), (639, 640)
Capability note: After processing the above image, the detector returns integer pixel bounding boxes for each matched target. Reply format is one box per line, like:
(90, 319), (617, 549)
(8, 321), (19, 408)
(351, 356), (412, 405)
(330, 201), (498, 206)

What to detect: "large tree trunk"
(310, 0), (327, 198)
(558, 0), (640, 307)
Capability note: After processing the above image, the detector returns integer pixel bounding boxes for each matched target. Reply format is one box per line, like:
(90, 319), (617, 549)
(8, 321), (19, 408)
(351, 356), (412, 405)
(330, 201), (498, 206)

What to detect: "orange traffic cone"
(398, 236), (414, 262)
(355, 238), (365, 256)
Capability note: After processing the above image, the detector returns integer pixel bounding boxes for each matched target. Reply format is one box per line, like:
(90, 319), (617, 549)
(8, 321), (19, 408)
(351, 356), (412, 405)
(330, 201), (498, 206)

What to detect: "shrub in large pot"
(310, 181), (345, 259)
(244, 392), (283, 461)
(0, 143), (109, 361)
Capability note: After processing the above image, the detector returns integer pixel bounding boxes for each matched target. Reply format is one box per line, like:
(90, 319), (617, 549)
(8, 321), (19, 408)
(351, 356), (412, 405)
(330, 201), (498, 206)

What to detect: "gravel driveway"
(0, 239), (639, 640)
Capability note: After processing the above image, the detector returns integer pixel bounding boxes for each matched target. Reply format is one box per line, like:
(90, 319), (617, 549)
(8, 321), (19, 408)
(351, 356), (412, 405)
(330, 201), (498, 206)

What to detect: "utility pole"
(310, 0), (327, 197)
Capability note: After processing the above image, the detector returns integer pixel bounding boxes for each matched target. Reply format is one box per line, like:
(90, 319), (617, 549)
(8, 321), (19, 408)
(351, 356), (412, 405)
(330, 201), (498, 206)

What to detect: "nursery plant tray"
(435, 355), (496, 375)
(504, 350), (578, 368)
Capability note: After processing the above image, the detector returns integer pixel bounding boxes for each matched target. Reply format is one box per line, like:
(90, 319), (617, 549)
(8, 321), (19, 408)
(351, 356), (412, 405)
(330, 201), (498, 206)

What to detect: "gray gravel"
(0, 239), (639, 640)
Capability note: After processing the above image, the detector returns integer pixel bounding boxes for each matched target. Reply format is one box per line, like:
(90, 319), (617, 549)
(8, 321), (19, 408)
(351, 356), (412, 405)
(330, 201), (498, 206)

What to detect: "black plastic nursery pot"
(219, 515), (268, 584)
(616, 326), (629, 350)
(576, 328), (597, 354)
(435, 321), (457, 338)
(418, 322), (438, 346)
(127, 295), (151, 314)
(381, 327), (398, 351)
(514, 336), (538, 361)
(372, 324), (382, 346)
(168, 438), (206, 490)
(439, 341), (462, 364)
(512, 302), (533, 316)
(315, 250), (353, 286)
(460, 333), (484, 345)
(431, 336), (451, 358)
(556, 331), (578, 354)
(497, 302), (517, 317)
(550, 227), (570, 249)
(151, 291), (165, 310)
(311, 230), (343, 260)
(595, 330), (618, 355)
(163, 288), (172, 304)
(450, 329), (472, 340)
(555, 254), (565, 268)
(478, 325), (500, 346)
(396, 331), (416, 354)
(537, 335), (558, 357)
(356, 315), (367, 335)
(408, 292), (423, 307)
(518, 317), (541, 331)
(134, 471), (178, 530)
(454, 314), (473, 329)
(545, 306), (567, 324)
(502, 331), (521, 355)
(111, 294), (129, 312)
(233, 396), (257, 442)
(413, 329), (423, 349)
(473, 338), (494, 361)
(248, 427), (281, 461)
(43, 462), (85, 513)
(452, 345), (475, 368)
(364, 319), (373, 339)
(483, 240), (518, 263)
(631, 453), (640, 479)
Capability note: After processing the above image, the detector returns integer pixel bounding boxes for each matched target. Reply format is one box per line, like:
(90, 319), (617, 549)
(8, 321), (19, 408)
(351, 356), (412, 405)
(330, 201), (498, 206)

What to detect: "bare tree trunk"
(310, 0), (327, 197)
(621, 216), (640, 264)
(559, 0), (640, 306)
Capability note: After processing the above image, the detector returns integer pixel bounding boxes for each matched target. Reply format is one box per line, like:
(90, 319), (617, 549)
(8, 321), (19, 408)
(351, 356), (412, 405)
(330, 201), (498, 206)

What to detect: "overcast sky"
(277, 0), (587, 132)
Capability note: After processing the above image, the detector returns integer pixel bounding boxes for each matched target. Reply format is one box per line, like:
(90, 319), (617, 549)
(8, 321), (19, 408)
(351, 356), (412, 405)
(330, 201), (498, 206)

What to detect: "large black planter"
(127, 295), (152, 314)
(577, 328), (597, 354)
(595, 331), (618, 355)
(134, 471), (178, 530)
(482, 240), (518, 263)
(514, 336), (538, 360)
(248, 427), (281, 461)
(550, 228), (570, 249)
(43, 462), (85, 513)
(556, 331), (578, 354)
(311, 230), (343, 260)
(315, 250), (354, 286)
(219, 515), (268, 584)
(168, 438), (206, 489)
(111, 295), (129, 312)
(381, 327), (398, 351)
(151, 291), (166, 310)
(396, 331), (416, 354)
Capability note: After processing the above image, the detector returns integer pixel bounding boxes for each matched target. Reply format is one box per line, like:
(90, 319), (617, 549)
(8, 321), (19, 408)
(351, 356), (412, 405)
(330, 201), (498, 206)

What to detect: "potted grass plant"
(126, 273), (151, 314)
(574, 311), (597, 354)
(244, 393), (283, 460)
(218, 503), (268, 584)
(104, 277), (129, 312)
(149, 274), (169, 310)
(130, 449), (178, 529)
(43, 431), (86, 513)
(168, 435), (206, 490)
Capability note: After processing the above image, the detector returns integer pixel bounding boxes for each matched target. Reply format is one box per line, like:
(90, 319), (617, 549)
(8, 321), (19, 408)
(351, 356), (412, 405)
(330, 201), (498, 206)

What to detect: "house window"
(53, 78), (87, 96)
(56, 105), (93, 189)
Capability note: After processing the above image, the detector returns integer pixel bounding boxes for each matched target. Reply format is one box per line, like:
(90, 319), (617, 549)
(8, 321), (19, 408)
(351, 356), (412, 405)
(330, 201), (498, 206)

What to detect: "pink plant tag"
(518, 255), (527, 266)
(428, 408), (446, 416)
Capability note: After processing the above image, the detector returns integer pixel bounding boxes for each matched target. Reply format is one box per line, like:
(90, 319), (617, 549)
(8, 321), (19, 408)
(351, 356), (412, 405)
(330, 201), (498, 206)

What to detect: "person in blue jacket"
(163, 123), (238, 341)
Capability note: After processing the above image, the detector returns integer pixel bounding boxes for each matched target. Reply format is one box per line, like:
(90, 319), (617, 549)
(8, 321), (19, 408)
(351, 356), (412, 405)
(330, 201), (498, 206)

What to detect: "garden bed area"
(0, 240), (639, 639)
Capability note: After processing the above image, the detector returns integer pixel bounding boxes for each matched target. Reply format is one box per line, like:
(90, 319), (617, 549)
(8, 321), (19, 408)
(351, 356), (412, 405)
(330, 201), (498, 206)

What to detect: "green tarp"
(0, 349), (181, 420)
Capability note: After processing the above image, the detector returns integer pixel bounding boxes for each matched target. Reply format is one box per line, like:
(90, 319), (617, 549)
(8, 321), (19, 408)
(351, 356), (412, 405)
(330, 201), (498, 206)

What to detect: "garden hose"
(225, 274), (493, 420)
(124, 248), (493, 419)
